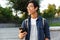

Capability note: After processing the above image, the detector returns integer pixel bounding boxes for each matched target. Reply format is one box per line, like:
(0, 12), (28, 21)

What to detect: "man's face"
(27, 3), (37, 15)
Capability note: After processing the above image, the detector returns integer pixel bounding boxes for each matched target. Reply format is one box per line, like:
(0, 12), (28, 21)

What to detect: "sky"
(0, 0), (60, 11)
(0, 0), (60, 17)
(40, 0), (60, 12)
(0, 0), (8, 8)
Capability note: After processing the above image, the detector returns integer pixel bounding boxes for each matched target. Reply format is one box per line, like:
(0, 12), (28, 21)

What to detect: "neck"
(31, 12), (38, 19)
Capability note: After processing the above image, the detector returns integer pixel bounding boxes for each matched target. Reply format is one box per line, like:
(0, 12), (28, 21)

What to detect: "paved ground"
(51, 31), (60, 40)
(0, 28), (19, 40)
(0, 28), (60, 40)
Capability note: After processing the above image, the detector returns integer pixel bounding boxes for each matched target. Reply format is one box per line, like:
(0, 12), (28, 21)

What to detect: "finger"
(20, 30), (22, 33)
(24, 32), (27, 34)
(23, 32), (27, 35)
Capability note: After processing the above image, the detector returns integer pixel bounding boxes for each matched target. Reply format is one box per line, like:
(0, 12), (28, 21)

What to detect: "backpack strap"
(42, 18), (46, 27)
(25, 18), (45, 28)
(25, 19), (28, 28)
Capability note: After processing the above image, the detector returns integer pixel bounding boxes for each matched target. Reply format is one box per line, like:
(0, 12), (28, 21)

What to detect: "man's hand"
(45, 38), (49, 40)
(18, 30), (27, 39)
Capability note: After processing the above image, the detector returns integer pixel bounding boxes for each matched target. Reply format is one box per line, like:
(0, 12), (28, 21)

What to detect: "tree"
(0, 6), (13, 23)
(0, 6), (21, 23)
(56, 6), (60, 16)
(8, 0), (40, 11)
(42, 4), (56, 19)
(8, 0), (29, 17)
(8, 0), (40, 16)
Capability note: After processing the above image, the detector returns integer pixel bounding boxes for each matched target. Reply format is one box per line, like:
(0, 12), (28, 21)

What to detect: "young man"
(19, 0), (50, 40)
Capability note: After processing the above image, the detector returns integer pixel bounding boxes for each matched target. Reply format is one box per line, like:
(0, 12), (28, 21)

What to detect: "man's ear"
(35, 7), (38, 11)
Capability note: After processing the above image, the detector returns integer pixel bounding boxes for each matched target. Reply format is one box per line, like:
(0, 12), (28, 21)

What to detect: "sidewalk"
(0, 27), (60, 40)
(50, 26), (60, 31)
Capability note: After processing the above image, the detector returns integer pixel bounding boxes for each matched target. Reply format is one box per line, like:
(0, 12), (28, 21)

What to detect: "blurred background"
(0, 0), (60, 40)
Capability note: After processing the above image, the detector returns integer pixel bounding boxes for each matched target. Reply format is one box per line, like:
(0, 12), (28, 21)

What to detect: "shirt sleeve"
(44, 19), (50, 39)
(21, 20), (26, 28)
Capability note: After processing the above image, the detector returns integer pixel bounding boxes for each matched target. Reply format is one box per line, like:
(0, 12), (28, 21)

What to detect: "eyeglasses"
(27, 5), (34, 9)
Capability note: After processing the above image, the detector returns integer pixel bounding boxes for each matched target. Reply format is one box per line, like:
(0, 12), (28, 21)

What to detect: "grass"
(49, 22), (60, 26)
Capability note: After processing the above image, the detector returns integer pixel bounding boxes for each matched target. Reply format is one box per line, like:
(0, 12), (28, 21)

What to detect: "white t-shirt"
(21, 18), (38, 40)
(30, 18), (38, 40)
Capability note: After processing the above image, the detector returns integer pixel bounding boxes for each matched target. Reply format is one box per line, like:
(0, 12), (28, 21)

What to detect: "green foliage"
(0, 7), (12, 23)
(56, 6), (60, 16)
(8, 0), (29, 12)
(57, 6), (60, 13)
(42, 4), (56, 19)
(8, 0), (40, 12)
(0, 6), (21, 23)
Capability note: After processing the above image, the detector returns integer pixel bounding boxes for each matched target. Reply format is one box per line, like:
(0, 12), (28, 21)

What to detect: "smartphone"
(19, 27), (28, 33)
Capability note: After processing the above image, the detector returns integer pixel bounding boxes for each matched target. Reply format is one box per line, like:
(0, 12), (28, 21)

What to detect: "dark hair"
(26, 0), (39, 11)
